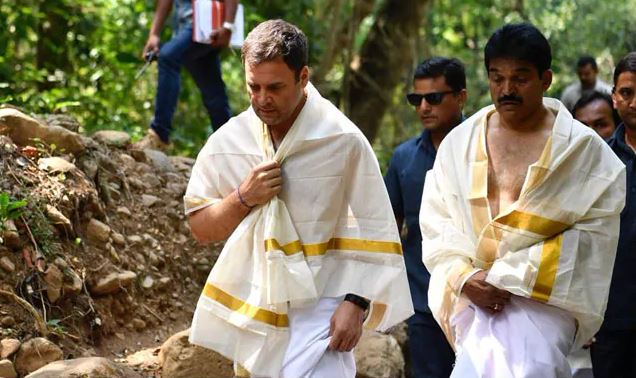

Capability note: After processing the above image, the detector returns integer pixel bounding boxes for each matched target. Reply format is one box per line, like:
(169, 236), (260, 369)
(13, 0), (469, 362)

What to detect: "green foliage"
(0, 192), (28, 231)
(1, 0), (634, 161)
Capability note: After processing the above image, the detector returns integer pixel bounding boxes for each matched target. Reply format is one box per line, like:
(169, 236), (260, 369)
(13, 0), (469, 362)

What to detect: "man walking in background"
(135, 0), (237, 150)
(592, 51), (636, 378)
(384, 57), (466, 377)
(561, 55), (612, 111)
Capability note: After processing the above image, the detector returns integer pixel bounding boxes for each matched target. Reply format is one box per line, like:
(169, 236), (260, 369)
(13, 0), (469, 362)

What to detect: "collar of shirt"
(416, 129), (437, 156)
(609, 124), (636, 159)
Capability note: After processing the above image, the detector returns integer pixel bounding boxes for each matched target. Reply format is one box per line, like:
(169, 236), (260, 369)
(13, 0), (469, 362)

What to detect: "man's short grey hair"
(241, 19), (308, 80)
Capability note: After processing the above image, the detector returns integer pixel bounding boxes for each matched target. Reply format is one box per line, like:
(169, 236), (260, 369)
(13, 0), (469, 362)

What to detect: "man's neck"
(625, 124), (636, 153)
(268, 90), (307, 149)
(581, 80), (596, 91)
(498, 105), (553, 133)
(429, 116), (461, 149)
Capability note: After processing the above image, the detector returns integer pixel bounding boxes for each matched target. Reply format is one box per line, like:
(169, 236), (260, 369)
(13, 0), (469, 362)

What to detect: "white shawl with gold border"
(420, 98), (625, 350)
(184, 83), (413, 377)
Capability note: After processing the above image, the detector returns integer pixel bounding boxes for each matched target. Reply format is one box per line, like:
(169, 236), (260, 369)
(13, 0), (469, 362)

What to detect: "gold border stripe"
(531, 233), (563, 302)
(202, 283), (289, 327)
(264, 237), (402, 256)
(496, 210), (569, 236)
(264, 239), (303, 255)
(364, 302), (387, 330)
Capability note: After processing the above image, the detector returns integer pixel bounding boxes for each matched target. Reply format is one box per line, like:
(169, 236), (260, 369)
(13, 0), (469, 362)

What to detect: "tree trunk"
(346, 0), (426, 142)
(37, 0), (73, 90)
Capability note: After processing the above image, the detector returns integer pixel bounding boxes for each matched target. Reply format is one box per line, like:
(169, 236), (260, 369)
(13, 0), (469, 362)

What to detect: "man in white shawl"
(184, 19), (413, 378)
(420, 23), (626, 377)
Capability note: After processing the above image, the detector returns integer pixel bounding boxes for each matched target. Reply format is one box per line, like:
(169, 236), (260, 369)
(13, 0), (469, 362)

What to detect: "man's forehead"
(580, 99), (612, 114)
(488, 58), (535, 72)
(616, 71), (636, 87)
(413, 76), (451, 90)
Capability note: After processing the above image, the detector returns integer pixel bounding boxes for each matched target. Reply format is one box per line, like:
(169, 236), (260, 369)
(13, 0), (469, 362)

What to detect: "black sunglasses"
(406, 91), (456, 106)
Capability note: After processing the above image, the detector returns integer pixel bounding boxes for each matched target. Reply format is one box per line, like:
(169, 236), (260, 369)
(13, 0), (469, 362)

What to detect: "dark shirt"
(603, 123), (636, 330)
(384, 130), (437, 313)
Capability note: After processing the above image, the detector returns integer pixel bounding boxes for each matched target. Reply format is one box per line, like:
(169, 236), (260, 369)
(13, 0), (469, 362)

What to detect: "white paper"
(193, 1), (244, 49)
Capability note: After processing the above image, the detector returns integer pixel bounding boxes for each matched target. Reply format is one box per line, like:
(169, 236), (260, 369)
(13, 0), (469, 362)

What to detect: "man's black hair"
(414, 57), (466, 92)
(577, 55), (598, 71)
(613, 51), (636, 86)
(572, 91), (621, 126)
(484, 23), (551, 75)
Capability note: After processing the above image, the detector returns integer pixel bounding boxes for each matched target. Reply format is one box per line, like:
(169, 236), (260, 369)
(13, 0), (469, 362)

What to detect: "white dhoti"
(451, 296), (576, 378)
(280, 297), (355, 378)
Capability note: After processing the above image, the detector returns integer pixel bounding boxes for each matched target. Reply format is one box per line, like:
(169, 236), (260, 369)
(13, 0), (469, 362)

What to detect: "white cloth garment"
(281, 297), (355, 378)
(185, 82), (413, 377)
(420, 98), (626, 375)
(451, 296), (576, 378)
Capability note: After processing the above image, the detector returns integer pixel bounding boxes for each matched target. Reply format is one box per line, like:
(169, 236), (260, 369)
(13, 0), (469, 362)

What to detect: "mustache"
(497, 94), (523, 104)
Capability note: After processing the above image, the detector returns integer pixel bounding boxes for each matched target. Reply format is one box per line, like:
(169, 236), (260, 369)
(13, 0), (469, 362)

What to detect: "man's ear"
(542, 70), (553, 91)
(457, 89), (468, 109)
(299, 66), (309, 87)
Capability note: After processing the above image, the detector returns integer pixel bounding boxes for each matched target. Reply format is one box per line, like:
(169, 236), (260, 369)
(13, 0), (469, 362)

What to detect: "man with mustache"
(420, 23), (625, 376)
(384, 57), (466, 378)
(591, 51), (636, 378)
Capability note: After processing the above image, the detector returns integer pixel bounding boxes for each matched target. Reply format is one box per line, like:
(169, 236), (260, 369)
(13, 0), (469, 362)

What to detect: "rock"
(0, 256), (15, 273)
(141, 173), (162, 189)
(116, 206), (131, 217)
(24, 357), (142, 378)
(40, 114), (80, 132)
(156, 276), (172, 290)
(1, 339), (21, 359)
(0, 108), (85, 154)
(0, 359), (17, 378)
(2, 219), (20, 249)
(127, 177), (146, 190)
(166, 182), (186, 197)
(79, 157), (99, 180)
(122, 347), (160, 371)
(159, 329), (233, 378)
(127, 235), (142, 244)
(354, 331), (404, 378)
(89, 271), (137, 296)
(86, 218), (111, 242)
(43, 265), (63, 303)
(118, 153), (137, 170)
(140, 149), (175, 172)
(146, 251), (160, 267)
(141, 194), (161, 207)
(37, 157), (76, 173)
(111, 232), (125, 246)
(61, 268), (83, 297)
(1, 316), (15, 327)
(132, 318), (146, 331)
(141, 275), (154, 289)
(170, 156), (195, 173)
(91, 130), (131, 147)
(14, 338), (63, 376)
(388, 321), (409, 352)
(45, 205), (73, 236)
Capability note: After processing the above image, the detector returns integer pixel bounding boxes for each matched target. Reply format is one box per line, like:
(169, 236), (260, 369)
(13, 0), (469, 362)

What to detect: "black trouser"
(591, 328), (636, 378)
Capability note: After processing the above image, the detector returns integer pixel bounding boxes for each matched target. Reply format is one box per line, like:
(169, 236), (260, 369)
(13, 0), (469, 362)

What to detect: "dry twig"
(0, 289), (49, 337)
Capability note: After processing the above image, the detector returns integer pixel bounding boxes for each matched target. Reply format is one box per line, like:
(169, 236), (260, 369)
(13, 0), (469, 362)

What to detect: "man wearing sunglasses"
(420, 23), (625, 377)
(384, 57), (466, 378)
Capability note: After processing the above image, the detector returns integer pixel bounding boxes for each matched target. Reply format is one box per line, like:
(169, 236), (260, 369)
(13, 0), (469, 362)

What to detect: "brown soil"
(0, 113), (223, 376)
